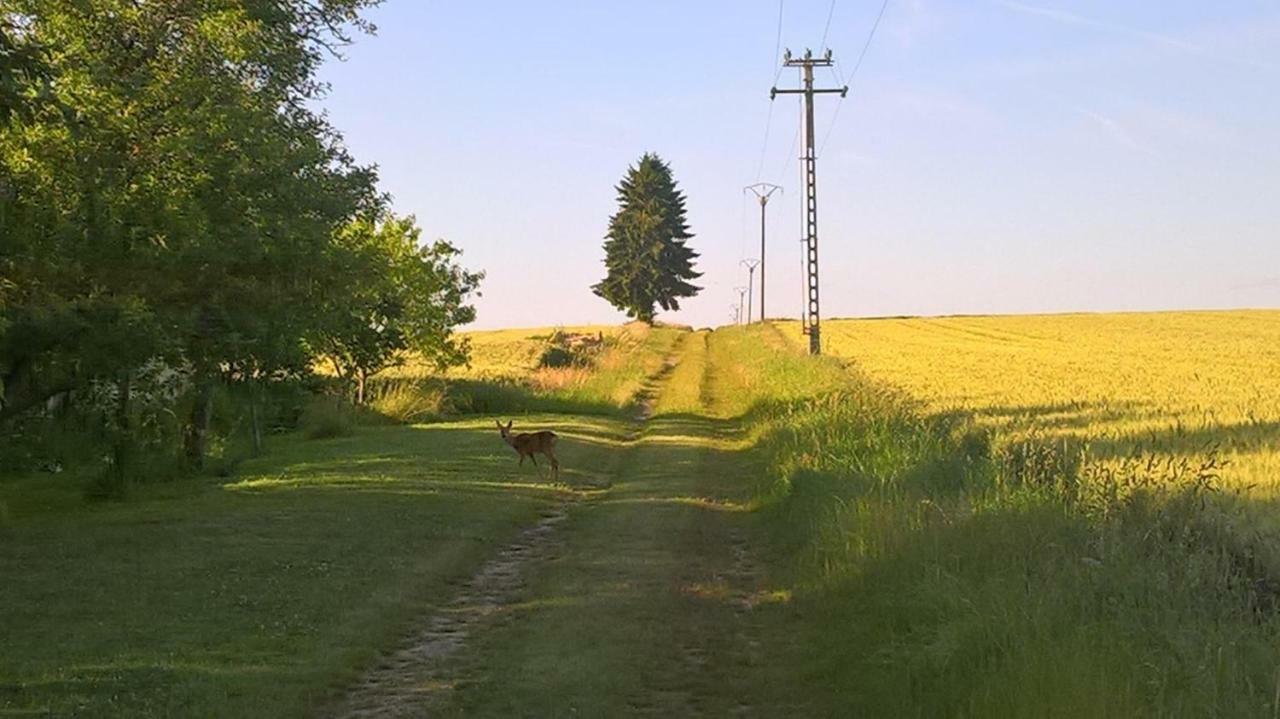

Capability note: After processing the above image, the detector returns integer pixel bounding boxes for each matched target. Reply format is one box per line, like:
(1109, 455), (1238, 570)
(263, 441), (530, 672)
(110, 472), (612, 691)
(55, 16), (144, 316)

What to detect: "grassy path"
(403, 331), (809, 716)
(4, 327), (820, 717)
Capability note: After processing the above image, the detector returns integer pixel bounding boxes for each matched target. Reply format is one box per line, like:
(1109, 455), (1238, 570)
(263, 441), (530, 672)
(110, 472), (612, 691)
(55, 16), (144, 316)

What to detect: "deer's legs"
(544, 449), (560, 481)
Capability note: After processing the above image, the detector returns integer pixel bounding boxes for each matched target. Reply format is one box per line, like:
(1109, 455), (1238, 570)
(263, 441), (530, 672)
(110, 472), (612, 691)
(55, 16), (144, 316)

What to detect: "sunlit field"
(8, 320), (1280, 716)
(394, 325), (624, 380)
(369, 323), (684, 418)
(778, 311), (1280, 500)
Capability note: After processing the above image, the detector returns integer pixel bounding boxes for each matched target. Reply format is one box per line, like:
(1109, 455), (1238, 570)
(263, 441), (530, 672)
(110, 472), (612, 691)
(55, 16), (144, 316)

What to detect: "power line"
(818, 0), (890, 158)
(818, 98), (845, 159)
(841, 0), (891, 87)
(819, 0), (837, 53)
(775, 95), (802, 181)
(754, 103), (776, 182)
(771, 0), (786, 84)
(754, 0), (787, 182)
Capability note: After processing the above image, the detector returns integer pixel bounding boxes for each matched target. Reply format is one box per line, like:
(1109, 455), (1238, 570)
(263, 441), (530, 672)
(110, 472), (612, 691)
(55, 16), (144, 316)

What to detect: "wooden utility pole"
(772, 49), (846, 355)
(734, 287), (748, 325)
(744, 183), (782, 322)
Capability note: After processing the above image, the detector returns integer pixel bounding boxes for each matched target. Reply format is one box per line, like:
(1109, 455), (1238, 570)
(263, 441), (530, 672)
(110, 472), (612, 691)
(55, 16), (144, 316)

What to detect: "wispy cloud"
(886, 0), (943, 49)
(1073, 106), (1160, 157)
(994, 0), (1280, 73)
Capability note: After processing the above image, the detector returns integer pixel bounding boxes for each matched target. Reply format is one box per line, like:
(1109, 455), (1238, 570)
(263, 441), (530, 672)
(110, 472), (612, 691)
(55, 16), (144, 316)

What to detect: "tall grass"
(381, 322), (686, 418)
(717, 324), (1280, 716)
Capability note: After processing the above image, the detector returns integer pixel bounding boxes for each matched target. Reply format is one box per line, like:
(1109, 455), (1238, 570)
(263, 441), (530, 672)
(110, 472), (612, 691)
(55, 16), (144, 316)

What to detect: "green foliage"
(299, 396), (356, 440)
(592, 153), (701, 323)
(316, 214), (481, 402)
(537, 329), (605, 368)
(0, 0), (485, 477)
(366, 378), (450, 424)
(0, 16), (50, 124)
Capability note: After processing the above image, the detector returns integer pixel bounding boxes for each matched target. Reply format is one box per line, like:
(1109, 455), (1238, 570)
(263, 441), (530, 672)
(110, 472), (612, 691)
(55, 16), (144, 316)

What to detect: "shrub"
(537, 328), (606, 369)
(367, 379), (450, 424)
(300, 396), (355, 439)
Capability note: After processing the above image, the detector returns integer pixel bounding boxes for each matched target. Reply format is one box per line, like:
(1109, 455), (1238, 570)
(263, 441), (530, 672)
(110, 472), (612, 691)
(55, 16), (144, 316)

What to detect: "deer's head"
(496, 420), (515, 446)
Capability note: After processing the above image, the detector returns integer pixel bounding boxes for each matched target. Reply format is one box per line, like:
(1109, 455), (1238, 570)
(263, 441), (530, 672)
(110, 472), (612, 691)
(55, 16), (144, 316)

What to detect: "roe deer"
(497, 420), (560, 481)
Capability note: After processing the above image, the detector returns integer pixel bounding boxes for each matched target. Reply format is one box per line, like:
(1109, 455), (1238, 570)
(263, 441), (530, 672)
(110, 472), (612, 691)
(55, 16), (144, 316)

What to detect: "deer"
(496, 420), (560, 481)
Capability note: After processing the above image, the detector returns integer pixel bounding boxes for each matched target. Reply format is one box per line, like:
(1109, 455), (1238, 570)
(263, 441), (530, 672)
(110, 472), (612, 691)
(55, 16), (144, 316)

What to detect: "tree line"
(0, 1), (479, 489)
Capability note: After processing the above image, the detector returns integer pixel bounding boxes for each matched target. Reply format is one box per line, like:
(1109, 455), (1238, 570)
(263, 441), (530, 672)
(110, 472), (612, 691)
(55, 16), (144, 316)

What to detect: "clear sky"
(316, 1), (1280, 329)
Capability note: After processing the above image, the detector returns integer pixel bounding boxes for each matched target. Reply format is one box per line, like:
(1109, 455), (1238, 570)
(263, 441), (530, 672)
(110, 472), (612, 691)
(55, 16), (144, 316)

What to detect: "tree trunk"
(109, 372), (132, 495)
(356, 369), (367, 405)
(247, 381), (263, 456)
(184, 380), (216, 469)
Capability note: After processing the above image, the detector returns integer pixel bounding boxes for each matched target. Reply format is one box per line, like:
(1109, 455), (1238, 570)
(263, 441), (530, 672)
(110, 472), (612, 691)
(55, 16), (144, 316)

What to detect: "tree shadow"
(1086, 419), (1280, 460)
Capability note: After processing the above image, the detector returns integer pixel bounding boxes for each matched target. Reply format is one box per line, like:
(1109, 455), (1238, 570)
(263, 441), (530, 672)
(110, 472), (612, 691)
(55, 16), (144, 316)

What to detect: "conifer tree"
(592, 153), (702, 323)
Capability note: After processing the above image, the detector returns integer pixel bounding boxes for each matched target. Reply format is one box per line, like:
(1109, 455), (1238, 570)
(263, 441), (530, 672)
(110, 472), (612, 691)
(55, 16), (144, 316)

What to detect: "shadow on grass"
(934, 398), (1280, 464)
(0, 416), (656, 717)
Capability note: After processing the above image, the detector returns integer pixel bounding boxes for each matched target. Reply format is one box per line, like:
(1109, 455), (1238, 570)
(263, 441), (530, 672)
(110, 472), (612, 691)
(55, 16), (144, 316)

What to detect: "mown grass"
(444, 329), (814, 716)
(0, 415), (628, 717)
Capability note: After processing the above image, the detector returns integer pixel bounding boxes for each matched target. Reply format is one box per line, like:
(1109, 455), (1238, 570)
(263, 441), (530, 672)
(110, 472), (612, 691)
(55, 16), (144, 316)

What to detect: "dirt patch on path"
(633, 355), (680, 423)
(331, 499), (576, 718)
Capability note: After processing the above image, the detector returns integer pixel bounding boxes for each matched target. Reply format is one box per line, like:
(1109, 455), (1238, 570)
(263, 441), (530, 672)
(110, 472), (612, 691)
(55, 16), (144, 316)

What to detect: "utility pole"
(772, 48), (846, 355)
(739, 259), (760, 323)
(744, 183), (782, 322)
(734, 287), (748, 325)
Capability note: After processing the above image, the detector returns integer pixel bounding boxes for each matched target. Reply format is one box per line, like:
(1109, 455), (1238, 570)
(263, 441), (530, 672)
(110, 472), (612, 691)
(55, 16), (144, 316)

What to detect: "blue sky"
(316, 1), (1280, 329)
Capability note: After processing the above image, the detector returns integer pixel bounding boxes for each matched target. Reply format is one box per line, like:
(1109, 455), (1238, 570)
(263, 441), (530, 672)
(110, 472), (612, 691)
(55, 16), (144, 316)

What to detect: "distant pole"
(734, 286), (748, 325)
(744, 183), (782, 322)
(740, 259), (760, 324)
(772, 48), (847, 355)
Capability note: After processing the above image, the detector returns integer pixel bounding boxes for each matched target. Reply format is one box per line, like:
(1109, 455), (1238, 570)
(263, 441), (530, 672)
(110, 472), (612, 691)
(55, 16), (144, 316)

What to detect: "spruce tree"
(592, 153), (702, 323)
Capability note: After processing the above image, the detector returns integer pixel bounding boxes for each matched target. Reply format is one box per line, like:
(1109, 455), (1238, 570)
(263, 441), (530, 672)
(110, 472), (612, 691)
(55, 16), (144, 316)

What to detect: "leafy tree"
(0, 0), (384, 472)
(592, 153), (701, 323)
(0, 15), (48, 123)
(316, 214), (482, 403)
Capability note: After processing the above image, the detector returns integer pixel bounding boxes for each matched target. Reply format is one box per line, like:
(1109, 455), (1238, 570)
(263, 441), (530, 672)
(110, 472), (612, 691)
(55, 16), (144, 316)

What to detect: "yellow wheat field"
(382, 325), (623, 380)
(777, 311), (1280, 501)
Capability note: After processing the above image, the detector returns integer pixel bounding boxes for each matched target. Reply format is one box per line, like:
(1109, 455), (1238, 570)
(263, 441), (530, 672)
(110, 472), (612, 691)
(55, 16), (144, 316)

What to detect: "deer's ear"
(495, 420), (503, 429)
(505, 421), (514, 430)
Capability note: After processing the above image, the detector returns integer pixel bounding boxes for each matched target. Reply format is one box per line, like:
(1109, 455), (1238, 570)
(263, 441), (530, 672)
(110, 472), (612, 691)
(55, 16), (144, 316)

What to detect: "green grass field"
(5, 313), (1280, 716)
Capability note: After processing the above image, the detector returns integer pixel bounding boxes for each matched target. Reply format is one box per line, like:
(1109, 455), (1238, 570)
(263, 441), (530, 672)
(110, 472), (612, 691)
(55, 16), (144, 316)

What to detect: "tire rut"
(330, 344), (688, 718)
(332, 500), (576, 718)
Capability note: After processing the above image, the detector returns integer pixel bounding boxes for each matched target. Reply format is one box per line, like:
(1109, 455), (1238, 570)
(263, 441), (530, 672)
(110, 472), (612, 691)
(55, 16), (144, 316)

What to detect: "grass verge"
(0, 415), (627, 717)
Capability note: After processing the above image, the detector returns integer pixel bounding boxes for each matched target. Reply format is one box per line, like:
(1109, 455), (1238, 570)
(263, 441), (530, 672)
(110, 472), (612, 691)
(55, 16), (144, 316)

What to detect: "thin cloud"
(994, 0), (1280, 73)
(1073, 106), (1160, 158)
